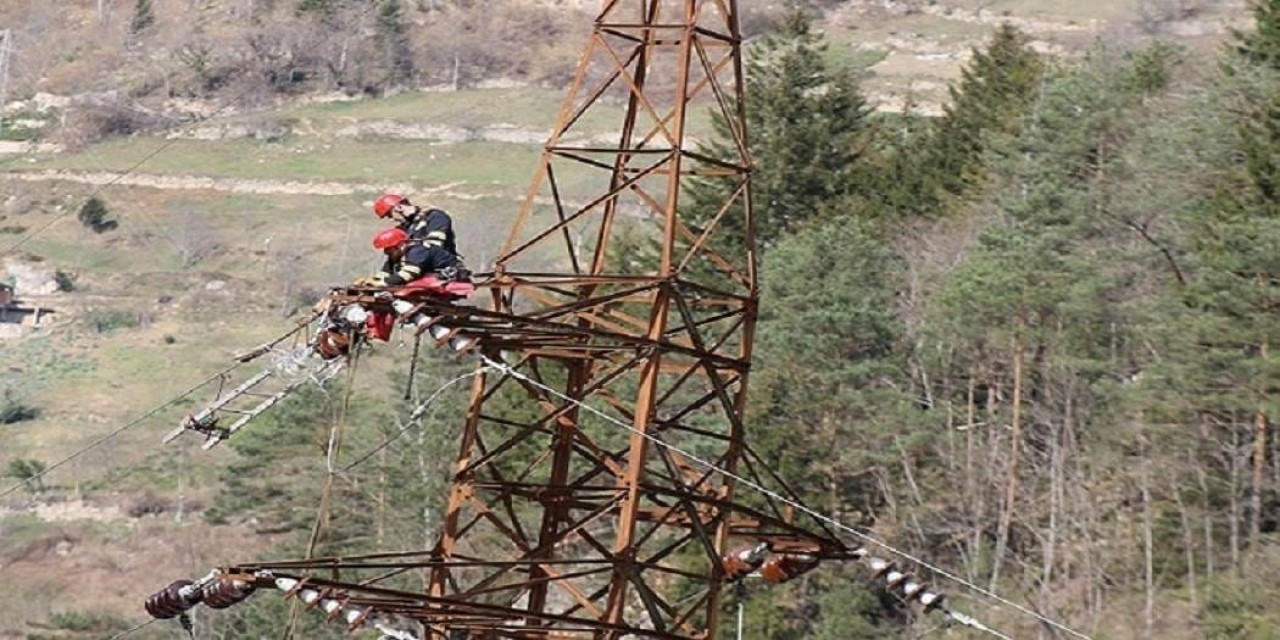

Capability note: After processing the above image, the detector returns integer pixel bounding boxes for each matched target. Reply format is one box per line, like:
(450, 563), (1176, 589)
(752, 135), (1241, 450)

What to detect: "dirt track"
(5, 169), (475, 199)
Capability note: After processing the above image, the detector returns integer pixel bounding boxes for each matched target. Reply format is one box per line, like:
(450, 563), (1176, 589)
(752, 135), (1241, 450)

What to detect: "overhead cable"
(478, 355), (1092, 640)
(0, 319), (315, 498)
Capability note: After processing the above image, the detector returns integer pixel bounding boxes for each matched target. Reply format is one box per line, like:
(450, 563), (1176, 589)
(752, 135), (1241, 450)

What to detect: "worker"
(356, 228), (461, 288)
(353, 228), (475, 350)
(372, 193), (457, 256)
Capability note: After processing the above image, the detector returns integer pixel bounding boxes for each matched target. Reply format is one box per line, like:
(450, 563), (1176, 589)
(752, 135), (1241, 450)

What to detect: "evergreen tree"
(129, 0), (156, 34)
(77, 196), (115, 233)
(686, 9), (871, 252)
(1172, 76), (1280, 554)
(921, 46), (1178, 594)
(855, 25), (1042, 221)
(929, 24), (1043, 198)
(377, 0), (415, 86)
(750, 213), (908, 527)
(1235, 0), (1280, 69)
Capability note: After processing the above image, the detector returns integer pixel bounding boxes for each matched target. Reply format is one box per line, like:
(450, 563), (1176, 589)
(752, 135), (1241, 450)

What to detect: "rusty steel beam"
(179, 1), (853, 637)
(429, 1), (763, 636)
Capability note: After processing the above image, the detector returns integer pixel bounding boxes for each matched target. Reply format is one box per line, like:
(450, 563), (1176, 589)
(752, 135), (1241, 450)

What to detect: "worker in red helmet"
(372, 193), (457, 256)
(356, 227), (461, 288)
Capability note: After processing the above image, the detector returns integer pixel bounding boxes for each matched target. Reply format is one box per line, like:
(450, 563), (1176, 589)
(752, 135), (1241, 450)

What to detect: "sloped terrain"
(0, 1), (1255, 637)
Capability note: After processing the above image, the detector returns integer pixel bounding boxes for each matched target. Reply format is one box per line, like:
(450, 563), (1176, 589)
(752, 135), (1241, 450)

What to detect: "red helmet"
(373, 193), (407, 218)
(372, 228), (409, 250)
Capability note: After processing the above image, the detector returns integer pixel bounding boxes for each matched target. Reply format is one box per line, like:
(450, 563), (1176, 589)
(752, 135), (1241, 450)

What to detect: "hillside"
(0, 1), (1269, 639)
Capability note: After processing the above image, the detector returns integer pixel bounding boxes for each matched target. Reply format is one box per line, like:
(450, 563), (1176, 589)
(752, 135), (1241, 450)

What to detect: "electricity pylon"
(420, 1), (843, 636)
(148, 2), (848, 638)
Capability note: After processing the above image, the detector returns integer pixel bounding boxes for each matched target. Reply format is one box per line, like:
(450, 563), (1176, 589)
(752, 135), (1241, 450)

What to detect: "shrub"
(77, 197), (117, 233)
(0, 392), (38, 424)
(5, 459), (46, 493)
(41, 610), (131, 633)
(127, 492), (170, 518)
(58, 98), (166, 147)
(129, 0), (156, 35)
(54, 271), (75, 292)
(84, 309), (143, 333)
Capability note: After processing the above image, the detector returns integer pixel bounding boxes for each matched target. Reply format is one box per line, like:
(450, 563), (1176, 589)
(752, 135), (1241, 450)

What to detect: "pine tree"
(686, 9), (872, 252)
(129, 0), (156, 34)
(925, 23), (1044, 201)
(922, 46), (1179, 593)
(77, 196), (115, 233)
(1175, 78), (1280, 553)
(856, 24), (1042, 221)
(750, 213), (907, 528)
(741, 211), (914, 637)
(1235, 0), (1280, 69)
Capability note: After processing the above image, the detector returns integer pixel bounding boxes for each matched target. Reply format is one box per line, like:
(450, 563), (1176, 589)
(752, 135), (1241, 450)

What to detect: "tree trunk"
(1140, 446), (1155, 640)
(1229, 424), (1242, 574)
(1250, 337), (1268, 549)
(1195, 454), (1214, 580)
(965, 373), (980, 581)
(1043, 364), (1073, 621)
(991, 334), (1024, 590)
(1170, 468), (1198, 610)
(1042, 417), (1061, 624)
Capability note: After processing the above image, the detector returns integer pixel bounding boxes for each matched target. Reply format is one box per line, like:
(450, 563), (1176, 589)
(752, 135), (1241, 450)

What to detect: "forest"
(705, 6), (1280, 638)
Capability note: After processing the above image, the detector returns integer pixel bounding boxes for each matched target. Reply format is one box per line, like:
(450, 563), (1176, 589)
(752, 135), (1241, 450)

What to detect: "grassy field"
(0, 86), (578, 543)
(20, 138), (539, 195)
(283, 87), (628, 134)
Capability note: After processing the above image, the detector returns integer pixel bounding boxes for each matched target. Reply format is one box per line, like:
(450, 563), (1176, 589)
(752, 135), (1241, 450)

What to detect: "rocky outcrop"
(3, 257), (59, 296)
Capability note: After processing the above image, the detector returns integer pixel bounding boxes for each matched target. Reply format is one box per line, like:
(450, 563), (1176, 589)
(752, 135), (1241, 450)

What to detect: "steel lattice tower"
(422, 2), (848, 636)
(153, 2), (849, 638)
(145, 4), (1056, 637)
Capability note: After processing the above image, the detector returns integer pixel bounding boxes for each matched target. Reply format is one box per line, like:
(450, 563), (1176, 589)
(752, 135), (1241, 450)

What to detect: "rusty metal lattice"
(207, 2), (852, 638)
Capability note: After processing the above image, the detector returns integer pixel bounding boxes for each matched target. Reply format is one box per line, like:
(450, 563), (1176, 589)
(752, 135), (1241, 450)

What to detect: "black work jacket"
(400, 208), (457, 255)
(378, 243), (459, 286)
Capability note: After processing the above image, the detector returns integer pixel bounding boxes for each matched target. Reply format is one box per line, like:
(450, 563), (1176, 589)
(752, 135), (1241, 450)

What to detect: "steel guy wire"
(342, 369), (483, 473)
(105, 617), (158, 640)
(476, 355), (1093, 640)
(0, 360), (246, 498)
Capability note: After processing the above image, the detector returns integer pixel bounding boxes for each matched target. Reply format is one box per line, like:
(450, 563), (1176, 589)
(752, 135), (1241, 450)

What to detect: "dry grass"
(0, 513), (279, 636)
(0, 181), (526, 494)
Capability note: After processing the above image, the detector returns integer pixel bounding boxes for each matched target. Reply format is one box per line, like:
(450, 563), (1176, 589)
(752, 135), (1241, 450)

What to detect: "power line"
(477, 355), (1094, 640)
(106, 617), (157, 640)
(0, 361), (245, 499)
(0, 318), (318, 499)
(0, 135), (192, 254)
(342, 369), (482, 472)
